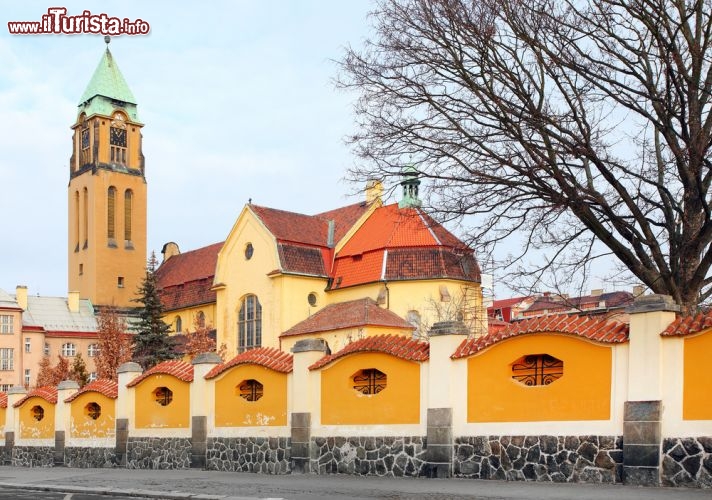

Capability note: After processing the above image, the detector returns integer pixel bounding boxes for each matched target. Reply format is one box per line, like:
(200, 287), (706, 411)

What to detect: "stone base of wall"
(662, 437), (712, 488)
(454, 435), (623, 483)
(206, 437), (291, 473)
(126, 437), (191, 469)
(310, 436), (426, 477)
(64, 447), (117, 468)
(11, 446), (54, 467)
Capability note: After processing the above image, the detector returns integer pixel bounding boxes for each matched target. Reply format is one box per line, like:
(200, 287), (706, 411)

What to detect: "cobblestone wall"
(205, 437), (291, 473)
(126, 437), (191, 469)
(454, 435), (623, 483)
(64, 447), (117, 468)
(662, 437), (712, 488)
(11, 446), (54, 467)
(310, 436), (427, 476)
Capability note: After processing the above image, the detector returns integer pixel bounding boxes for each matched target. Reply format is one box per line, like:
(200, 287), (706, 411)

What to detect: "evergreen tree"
(71, 353), (90, 387)
(132, 252), (177, 369)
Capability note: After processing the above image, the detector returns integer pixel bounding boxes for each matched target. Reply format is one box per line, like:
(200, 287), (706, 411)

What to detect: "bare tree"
(339, 0), (712, 313)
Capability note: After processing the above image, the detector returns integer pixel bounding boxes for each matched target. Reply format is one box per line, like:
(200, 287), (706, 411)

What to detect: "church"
(0, 41), (486, 388)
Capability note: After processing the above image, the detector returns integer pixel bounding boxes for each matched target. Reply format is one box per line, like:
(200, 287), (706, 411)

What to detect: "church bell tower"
(68, 38), (147, 309)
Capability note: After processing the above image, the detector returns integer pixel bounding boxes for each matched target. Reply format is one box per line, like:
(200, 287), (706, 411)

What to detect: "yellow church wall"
(215, 208), (282, 357)
(280, 325), (410, 354)
(214, 365), (288, 427)
(0, 406), (5, 430)
(682, 329), (712, 420)
(320, 352), (421, 425)
(69, 392), (115, 439)
(467, 334), (612, 422)
(18, 397), (55, 440)
(168, 304), (217, 335)
(68, 168), (147, 308)
(134, 374), (190, 429)
(272, 274), (330, 341)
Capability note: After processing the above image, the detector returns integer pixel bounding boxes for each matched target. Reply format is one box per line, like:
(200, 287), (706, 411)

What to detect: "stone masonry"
(206, 437), (290, 473)
(125, 437), (192, 469)
(310, 436), (427, 477)
(453, 435), (623, 483)
(64, 447), (117, 468)
(11, 446), (55, 467)
(662, 437), (712, 488)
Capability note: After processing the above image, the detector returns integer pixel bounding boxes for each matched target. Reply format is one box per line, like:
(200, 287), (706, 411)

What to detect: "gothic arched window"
(107, 186), (116, 241)
(238, 295), (262, 353)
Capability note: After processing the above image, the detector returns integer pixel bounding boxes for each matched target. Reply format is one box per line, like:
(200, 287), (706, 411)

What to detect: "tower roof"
(78, 46), (140, 122)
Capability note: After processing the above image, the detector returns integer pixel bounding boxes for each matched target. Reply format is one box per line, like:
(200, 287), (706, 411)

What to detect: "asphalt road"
(0, 488), (152, 500)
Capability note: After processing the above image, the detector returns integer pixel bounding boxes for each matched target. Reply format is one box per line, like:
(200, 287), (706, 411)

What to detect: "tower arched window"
(74, 191), (80, 251)
(197, 311), (205, 329)
(83, 188), (89, 248)
(175, 316), (182, 333)
(107, 186), (116, 241)
(124, 189), (133, 243)
(238, 295), (262, 353)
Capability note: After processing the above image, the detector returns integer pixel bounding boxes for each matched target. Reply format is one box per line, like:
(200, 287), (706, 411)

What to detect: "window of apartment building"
(88, 344), (99, 357)
(43, 343), (50, 356)
(0, 348), (13, 371)
(89, 372), (97, 382)
(61, 343), (76, 357)
(0, 384), (10, 392)
(0, 315), (13, 334)
(24, 369), (30, 387)
(24, 337), (31, 353)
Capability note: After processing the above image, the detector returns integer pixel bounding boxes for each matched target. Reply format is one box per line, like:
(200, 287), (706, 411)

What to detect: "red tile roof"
(309, 334), (429, 370)
(277, 243), (328, 277)
(281, 298), (414, 338)
(14, 386), (58, 407)
(205, 347), (293, 379)
(251, 205), (328, 246)
(524, 291), (634, 313)
(155, 242), (222, 311)
(452, 314), (629, 359)
(0, 392), (6, 409)
(126, 360), (194, 388)
(489, 296), (533, 310)
(661, 311), (712, 336)
(316, 201), (372, 243)
(64, 379), (119, 402)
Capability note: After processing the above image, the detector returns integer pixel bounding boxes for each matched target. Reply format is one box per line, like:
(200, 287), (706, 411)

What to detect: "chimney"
(67, 291), (80, 313)
(327, 220), (335, 248)
(161, 242), (181, 262)
(632, 284), (646, 297)
(365, 179), (383, 204)
(591, 289), (604, 297)
(15, 285), (27, 310)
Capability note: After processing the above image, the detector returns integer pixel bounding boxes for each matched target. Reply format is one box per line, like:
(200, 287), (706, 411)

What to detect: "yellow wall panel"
(69, 392), (116, 438)
(134, 374), (190, 429)
(683, 330), (712, 420)
(19, 397), (55, 439)
(214, 365), (288, 427)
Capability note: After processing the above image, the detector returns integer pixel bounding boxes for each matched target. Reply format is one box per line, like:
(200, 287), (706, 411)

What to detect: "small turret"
(398, 165), (421, 209)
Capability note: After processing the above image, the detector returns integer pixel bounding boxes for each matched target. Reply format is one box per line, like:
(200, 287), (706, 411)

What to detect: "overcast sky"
(0, 2), (380, 297)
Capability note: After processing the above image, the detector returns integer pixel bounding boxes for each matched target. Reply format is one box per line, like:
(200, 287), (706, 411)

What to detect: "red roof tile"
(14, 386), (58, 407)
(281, 298), (414, 338)
(0, 392), (6, 409)
(155, 242), (222, 288)
(205, 347), (293, 379)
(159, 277), (217, 312)
(452, 314), (629, 359)
(251, 205), (331, 246)
(277, 243), (328, 276)
(64, 379), (119, 402)
(126, 360), (194, 388)
(661, 311), (712, 336)
(489, 296), (533, 310)
(309, 334), (429, 370)
(316, 201), (372, 243)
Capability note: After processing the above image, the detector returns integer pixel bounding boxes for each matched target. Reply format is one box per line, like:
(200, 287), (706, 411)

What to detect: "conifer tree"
(132, 252), (177, 369)
(71, 353), (90, 387)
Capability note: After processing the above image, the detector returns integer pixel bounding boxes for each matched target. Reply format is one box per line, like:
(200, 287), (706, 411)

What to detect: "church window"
(74, 191), (80, 251)
(85, 402), (101, 420)
(124, 189), (133, 243)
(352, 368), (387, 395)
(244, 243), (254, 260)
(175, 316), (182, 333)
(117, 276), (124, 288)
(0, 315), (13, 334)
(511, 354), (563, 386)
(107, 186), (116, 241)
(238, 379), (263, 402)
(237, 294), (262, 353)
(308, 293), (318, 307)
(197, 311), (206, 328)
(153, 386), (173, 406)
(61, 343), (76, 357)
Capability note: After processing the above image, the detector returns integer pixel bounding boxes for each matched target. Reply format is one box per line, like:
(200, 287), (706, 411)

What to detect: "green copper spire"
(78, 38), (140, 122)
(398, 165), (422, 209)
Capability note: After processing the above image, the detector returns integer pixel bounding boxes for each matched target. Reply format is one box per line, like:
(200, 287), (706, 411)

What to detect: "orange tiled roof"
(64, 379), (118, 402)
(126, 360), (194, 388)
(452, 314), (629, 359)
(205, 347), (293, 379)
(661, 311), (712, 336)
(155, 242), (222, 311)
(316, 201), (372, 243)
(277, 243), (329, 277)
(251, 205), (329, 246)
(309, 334), (429, 370)
(0, 392), (6, 409)
(14, 386), (58, 407)
(281, 298), (414, 338)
